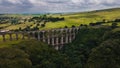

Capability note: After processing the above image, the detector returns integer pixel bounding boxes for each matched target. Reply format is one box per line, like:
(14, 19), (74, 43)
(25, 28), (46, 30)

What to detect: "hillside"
(0, 8), (120, 68)
(40, 8), (120, 29)
(0, 8), (120, 30)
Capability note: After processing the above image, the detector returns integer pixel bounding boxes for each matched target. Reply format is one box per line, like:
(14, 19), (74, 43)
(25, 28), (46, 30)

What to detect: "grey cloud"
(42, 0), (69, 3)
(0, 0), (33, 13)
(0, 0), (120, 13)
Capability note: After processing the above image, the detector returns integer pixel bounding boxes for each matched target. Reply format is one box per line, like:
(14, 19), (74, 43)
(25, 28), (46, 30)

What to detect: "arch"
(0, 27), (79, 49)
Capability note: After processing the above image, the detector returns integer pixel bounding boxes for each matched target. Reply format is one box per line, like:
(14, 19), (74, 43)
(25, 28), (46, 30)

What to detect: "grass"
(40, 8), (120, 30)
(0, 33), (37, 48)
(0, 33), (30, 48)
(0, 40), (22, 48)
(0, 8), (120, 30)
(2, 22), (34, 30)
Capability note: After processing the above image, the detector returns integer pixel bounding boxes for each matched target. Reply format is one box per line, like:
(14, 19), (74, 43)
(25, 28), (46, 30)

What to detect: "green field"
(0, 8), (120, 30)
(0, 33), (31, 48)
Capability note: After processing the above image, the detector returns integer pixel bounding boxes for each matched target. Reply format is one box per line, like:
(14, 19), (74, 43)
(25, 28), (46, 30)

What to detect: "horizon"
(0, 0), (120, 14)
(0, 7), (120, 15)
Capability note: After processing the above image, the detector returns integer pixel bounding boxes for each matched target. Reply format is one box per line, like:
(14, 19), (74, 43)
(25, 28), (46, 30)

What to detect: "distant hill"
(64, 7), (120, 15)
(0, 7), (120, 30)
(44, 7), (120, 29)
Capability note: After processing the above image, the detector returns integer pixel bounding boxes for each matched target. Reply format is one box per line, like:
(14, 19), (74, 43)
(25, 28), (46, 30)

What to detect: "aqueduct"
(0, 27), (80, 49)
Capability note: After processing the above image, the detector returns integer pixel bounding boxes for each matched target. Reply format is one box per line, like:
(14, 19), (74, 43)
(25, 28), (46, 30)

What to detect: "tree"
(25, 26), (31, 31)
(87, 39), (120, 68)
(72, 25), (75, 28)
(61, 28), (110, 68)
(32, 26), (39, 31)
(103, 19), (106, 23)
(111, 22), (118, 28)
(19, 27), (22, 31)
(80, 24), (84, 26)
(36, 23), (40, 26)
(13, 40), (70, 68)
(64, 26), (68, 28)
(41, 24), (45, 27)
(0, 48), (32, 68)
(103, 30), (120, 40)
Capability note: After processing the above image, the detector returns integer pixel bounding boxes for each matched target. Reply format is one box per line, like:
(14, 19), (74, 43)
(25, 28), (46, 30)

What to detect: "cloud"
(0, 0), (120, 13)
(0, 0), (33, 13)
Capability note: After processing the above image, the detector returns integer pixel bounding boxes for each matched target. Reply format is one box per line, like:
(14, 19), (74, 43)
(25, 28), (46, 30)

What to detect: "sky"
(0, 0), (120, 13)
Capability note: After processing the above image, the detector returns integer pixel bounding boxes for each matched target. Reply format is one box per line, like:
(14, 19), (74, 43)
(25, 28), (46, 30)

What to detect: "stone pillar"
(16, 33), (19, 40)
(27, 32), (31, 40)
(59, 29), (64, 49)
(42, 31), (46, 42)
(32, 32), (35, 39)
(72, 28), (76, 39)
(65, 29), (68, 44)
(2, 34), (6, 42)
(56, 37), (59, 45)
(37, 32), (40, 41)
(60, 34), (64, 49)
(56, 37), (60, 50)
(47, 35), (50, 45)
(72, 28), (75, 33)
(51, 30), (55, 46)
(52, 35), (55, 46)
(76, 27), (80, 33)
(59, 29), (63, 49)
(47, 31), (50, 45)
(22, 33), (25, 40)
(65, 34), (69, 43)
(9, 34), (12, 41)
(55, 45), (59, 50)
(69, 29), (72, 43)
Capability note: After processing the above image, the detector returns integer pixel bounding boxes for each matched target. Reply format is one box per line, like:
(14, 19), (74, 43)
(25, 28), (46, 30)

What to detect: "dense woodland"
(0, 25), (120, 68)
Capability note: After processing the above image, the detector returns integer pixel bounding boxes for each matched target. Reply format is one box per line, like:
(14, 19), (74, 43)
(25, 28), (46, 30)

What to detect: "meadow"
(0, 8), (120, 30)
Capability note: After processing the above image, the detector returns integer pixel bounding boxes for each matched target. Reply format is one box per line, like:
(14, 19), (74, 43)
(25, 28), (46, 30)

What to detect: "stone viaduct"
(0, 27), (80, 49)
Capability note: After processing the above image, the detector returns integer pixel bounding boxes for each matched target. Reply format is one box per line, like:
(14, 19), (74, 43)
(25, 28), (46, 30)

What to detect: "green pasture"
(1, 22), (34, 30)
(0, 40), (22, 48)
(0, 33), (30, 48)
(40, 8), (120, 30)
(0, 8), (120, 30)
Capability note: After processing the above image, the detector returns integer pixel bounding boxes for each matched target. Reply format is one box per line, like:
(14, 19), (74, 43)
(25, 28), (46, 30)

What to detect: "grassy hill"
(0, 8), (120, 30)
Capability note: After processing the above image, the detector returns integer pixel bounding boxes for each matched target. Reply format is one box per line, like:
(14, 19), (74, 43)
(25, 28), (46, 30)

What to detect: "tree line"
(29, 15), (65, 23)
(88, 19), (120, 26)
